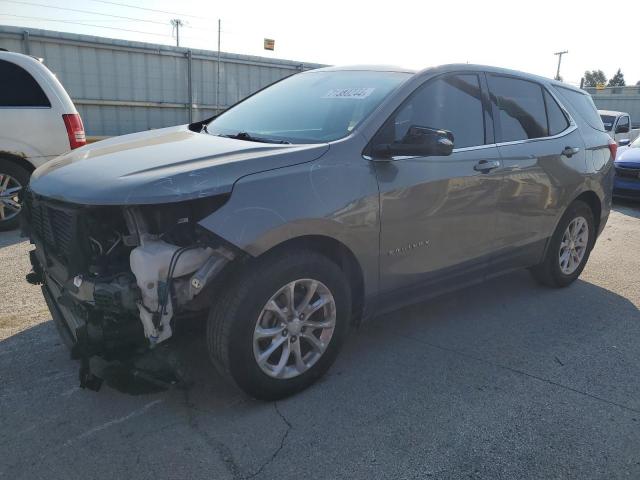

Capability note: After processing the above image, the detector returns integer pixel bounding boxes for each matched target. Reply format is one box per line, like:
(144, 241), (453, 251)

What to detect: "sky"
(1, 0), (638, 87)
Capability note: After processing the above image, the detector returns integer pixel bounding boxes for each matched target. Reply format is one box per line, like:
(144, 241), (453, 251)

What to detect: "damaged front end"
(22, 191), (237, 391)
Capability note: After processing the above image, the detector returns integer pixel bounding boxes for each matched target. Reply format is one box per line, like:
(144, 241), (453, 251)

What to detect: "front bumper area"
(42, 280), (103, 390)
(33, 258), (148, 391)
(22, 189), (236, 392)
(36, 268), (184, 393)
(613, 167), (640, 200)
(25, 215), (181, 392)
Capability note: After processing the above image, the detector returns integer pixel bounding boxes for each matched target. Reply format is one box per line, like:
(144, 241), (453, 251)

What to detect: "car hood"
(29, 125), (329, 205)
(615, 146), (640, 167)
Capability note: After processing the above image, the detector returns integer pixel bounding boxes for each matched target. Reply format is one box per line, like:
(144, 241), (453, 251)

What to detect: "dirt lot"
(1, 201), (639, 480)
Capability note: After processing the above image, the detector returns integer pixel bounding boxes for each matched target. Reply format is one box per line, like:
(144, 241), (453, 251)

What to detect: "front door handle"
(562, 146), (580, 157)
(473, 159), (500, 172)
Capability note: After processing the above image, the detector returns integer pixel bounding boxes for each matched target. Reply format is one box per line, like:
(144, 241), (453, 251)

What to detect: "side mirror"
(371, 126), (454, 160)
(618, 138), (631, 147)
(615, 124), (630, 134)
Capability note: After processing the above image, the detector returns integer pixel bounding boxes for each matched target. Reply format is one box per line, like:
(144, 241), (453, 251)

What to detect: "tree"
(608, 69), (626, 87)
(635, 80), (640, 86)
(583, 70), (607, 87)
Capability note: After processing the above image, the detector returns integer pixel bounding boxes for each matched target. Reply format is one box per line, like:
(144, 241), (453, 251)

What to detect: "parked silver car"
(24, 64), (615, 399)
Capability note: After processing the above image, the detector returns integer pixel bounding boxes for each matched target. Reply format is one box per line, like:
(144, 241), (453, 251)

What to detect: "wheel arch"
(256, 234), (366, 327)
(540, 189), (603, 262)
(0, 151), (36, 174)
(572, 190), (602, 235)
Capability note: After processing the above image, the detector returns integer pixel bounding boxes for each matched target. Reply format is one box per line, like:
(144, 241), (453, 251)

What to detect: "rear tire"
(207, 249), (351, 400)
(0, 159), (30, 231)
(529, 200), (595, 288)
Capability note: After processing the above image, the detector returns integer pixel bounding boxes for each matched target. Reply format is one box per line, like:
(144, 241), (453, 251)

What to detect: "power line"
(2, 13), (171, 37)
(2, 0), (216, 32)
(2, 0), (169, 25)
(85, 0), (214, 21)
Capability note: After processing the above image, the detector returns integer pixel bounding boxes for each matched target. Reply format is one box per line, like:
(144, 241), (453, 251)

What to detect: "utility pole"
(170, 19), (183, 47)
(216, 18), (221, 114)
(554, 50), (568, 81)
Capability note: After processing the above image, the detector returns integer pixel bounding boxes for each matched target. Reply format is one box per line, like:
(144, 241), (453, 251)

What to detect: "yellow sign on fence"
(596, 83), (606, 90)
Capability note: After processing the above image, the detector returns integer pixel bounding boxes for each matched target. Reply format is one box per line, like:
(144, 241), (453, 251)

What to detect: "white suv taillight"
(608, 137), (618, 160)
(62, 113), (86, 150)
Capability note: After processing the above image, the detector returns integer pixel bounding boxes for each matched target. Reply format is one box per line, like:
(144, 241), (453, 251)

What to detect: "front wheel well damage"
(255, 235), (365, 327)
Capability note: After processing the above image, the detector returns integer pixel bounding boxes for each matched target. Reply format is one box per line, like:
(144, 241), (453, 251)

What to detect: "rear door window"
(0, 59), (50, 107)
(487, 75), (548, 142)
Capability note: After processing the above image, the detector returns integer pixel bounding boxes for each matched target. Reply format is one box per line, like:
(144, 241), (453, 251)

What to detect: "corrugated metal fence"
(0, 25), (325, 136)
(584, 86), (640, 126)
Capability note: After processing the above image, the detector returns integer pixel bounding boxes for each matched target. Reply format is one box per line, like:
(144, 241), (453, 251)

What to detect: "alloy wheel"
(253, 278), (336, 379)
(558, 216), (589, 275)
(0, 173), (23, 222)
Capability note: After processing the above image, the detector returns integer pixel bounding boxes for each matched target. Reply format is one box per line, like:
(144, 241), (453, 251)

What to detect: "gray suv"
(23, 64), (615, 399)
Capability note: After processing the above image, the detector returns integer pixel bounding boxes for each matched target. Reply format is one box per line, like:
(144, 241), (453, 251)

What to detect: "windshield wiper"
(217, 132), (290, 144)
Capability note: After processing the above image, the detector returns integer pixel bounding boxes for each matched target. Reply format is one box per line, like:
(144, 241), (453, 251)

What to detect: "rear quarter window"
(543, 90), (570, 136)
(552, 85), (604, 132)
(0, 59), (51, 107)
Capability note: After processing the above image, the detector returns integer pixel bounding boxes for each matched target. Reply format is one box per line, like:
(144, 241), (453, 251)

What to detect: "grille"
(26, 191), (77, 263)
(93, 289), (115, 311)
(615, 166), (640, 181)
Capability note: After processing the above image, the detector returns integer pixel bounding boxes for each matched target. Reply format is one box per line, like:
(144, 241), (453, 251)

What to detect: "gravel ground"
(1, 201), (639, 479)
(0, 231), (49, 339)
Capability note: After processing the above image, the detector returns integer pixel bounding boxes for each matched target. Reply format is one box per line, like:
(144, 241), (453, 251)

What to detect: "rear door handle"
(473, 159), (500, 172)
(562, 146), (580, 157)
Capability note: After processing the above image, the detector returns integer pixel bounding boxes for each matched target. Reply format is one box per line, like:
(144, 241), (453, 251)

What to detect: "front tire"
(207, 249), (351, 400)
(530, 200), (595, 288)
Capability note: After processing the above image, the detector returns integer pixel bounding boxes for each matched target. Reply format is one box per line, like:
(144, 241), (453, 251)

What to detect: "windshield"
(631, 136), (640, 148)
(600, 115), (616, 131)
(207, 70), (411, 144)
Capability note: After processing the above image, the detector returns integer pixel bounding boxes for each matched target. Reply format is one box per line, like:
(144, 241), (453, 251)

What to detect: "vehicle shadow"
(613, 198), (640, 218)
(0, 229), (25, 248)
(2, 268), (638, 406)
(2, 269), (639, 478)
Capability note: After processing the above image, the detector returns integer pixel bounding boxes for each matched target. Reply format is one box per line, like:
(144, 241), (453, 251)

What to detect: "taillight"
(608, 138), (617, 160)
(62, 113), (86, 149)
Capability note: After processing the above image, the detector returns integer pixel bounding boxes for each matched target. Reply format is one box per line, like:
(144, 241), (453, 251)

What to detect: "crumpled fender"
(198, 150), (381, 298)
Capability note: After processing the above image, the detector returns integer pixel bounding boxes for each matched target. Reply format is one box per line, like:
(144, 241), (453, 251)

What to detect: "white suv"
(0, 50), (85, 230)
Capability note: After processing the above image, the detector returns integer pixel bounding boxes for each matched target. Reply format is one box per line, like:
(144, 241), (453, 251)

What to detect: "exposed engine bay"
(23, 192), (236, 390)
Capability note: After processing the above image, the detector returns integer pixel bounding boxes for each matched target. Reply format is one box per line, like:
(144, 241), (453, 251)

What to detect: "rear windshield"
(552, 86), (604, 131)
(600, 115), (616, 131)
(208, 70), (411, 144)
